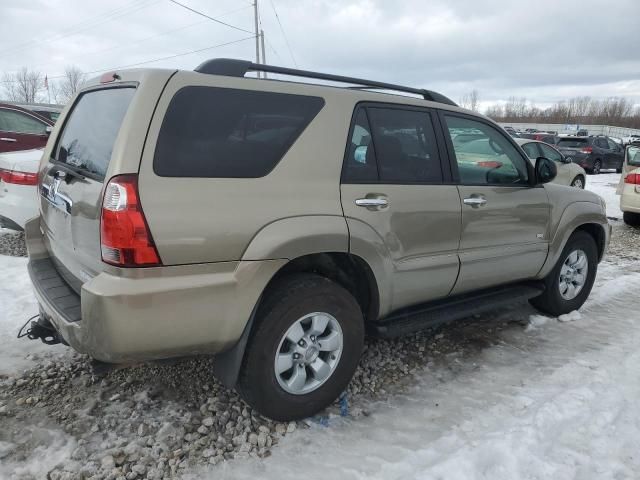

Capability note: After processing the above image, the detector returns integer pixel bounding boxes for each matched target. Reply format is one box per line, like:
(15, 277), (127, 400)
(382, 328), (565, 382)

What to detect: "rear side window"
(367, 107), (442, 183)
(557, 138), (588, 148)
(154, 87), (324, 178)
(0, 108), (47, 134)
(54, 87), (136, 180)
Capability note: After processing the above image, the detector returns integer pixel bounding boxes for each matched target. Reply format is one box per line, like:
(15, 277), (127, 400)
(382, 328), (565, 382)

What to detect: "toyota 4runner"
(25, 59), (610, 421)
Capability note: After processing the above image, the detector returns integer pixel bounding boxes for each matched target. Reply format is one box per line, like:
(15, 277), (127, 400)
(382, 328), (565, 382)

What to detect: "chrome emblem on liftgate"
(41, 171), (73, 214)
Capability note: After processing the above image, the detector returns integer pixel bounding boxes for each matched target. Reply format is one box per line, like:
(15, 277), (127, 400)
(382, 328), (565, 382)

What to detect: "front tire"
(623, 211), (640, 226)
(238, 274), (364, 421)
(530, 231), (598, 317)
(570, 175), (585, 189)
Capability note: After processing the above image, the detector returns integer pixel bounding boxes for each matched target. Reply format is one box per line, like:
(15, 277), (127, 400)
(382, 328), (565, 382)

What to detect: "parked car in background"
(617, 145), (640, 226)
(556, 135), (624, 174)
(0, 103), (54, 153)
(502, 126), (520, 137)
(5, 102), (63, 123)
(0, 148), (41, 230)
(577, 129), (589, 136)
(622, 134), (640, 145)
(516, 139), (586, 188)
(521, 132), (557, 144)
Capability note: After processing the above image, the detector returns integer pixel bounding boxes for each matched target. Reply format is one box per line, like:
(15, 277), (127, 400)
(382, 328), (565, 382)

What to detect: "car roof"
(514, 138), (556, 146)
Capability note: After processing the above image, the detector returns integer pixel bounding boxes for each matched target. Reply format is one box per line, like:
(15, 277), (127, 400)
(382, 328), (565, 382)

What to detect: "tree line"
(459, 91), (640, 129)
(1, 66), (85, 105)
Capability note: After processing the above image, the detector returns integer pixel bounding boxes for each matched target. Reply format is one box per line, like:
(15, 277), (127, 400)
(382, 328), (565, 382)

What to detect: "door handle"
(355, 197), (388, 207)
(463, 197), (487, 207)
(0, 137), (17, 142)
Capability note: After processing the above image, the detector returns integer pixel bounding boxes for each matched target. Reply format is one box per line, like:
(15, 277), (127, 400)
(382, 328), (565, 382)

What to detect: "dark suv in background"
(556, 135), (624, 174)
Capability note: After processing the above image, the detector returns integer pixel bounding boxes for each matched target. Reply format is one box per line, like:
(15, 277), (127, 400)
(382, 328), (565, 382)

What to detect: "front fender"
(241, 215), (349, 261)
(537, 201), (609, 279)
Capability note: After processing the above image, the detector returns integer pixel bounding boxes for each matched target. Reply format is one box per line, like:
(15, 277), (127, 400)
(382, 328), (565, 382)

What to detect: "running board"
(372, 282), (545, 338)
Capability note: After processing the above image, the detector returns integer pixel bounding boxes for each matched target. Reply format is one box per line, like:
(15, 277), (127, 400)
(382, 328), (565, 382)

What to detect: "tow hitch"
(18, 314), (65, 345)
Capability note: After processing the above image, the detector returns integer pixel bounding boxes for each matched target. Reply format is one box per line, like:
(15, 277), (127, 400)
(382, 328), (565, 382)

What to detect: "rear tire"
(589, 160), (601, 175)
(237, 273), (364, 421)
(623, 211), (640, 226)
(530, 231), (598, 317)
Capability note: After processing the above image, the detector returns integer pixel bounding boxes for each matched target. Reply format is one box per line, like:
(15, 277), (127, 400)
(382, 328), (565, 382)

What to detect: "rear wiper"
(48, 160), (87, 180)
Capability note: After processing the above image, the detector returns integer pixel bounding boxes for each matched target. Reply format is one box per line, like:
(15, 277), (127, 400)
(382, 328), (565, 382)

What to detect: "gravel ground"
(0, 222), (637, 479)
(0, 229), (26, 257)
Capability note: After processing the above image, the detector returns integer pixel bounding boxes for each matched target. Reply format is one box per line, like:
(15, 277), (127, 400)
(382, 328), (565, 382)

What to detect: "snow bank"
(585, 172), (622, 219)
(0, 254), (67, 377)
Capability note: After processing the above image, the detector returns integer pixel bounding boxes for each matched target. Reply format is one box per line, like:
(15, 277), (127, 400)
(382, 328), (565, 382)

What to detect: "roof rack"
(194, 58), (457, 107)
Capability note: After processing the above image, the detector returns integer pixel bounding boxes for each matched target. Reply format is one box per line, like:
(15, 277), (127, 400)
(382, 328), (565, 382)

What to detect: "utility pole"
(260, 29), (267, 78)
(253, 0), (261, 77)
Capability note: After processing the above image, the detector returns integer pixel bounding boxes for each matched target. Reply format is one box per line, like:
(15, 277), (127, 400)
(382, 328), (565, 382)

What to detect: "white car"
(0, 148), (42, 230)
(622, 134), (640, 145)
(515, 138), (587, 188)
(617, 144), (640, 226)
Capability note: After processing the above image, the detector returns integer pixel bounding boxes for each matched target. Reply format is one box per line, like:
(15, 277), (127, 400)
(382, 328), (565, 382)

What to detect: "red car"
(0, 103), (54, 153)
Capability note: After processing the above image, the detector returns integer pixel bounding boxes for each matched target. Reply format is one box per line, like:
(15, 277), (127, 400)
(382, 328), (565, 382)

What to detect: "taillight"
(579, 147), (593, 154)
(100, 174), (161, 267)
(477, 161), (503, 169)
(0, 168), (38, 185)
(625, 173), (640, 185)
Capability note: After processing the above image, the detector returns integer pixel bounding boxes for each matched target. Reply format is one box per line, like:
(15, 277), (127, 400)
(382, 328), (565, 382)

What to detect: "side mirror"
(535, 157), (557, 184)
(45, 126), (52, 136)
(561, 156), (572, 164)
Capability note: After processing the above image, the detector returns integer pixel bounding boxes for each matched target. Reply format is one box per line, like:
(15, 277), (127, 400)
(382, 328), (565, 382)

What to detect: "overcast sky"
(1, 0), (639, 108)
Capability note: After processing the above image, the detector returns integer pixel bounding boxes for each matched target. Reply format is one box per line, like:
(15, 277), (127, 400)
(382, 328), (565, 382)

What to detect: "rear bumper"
(25, 217), (286, 363)
(0, 183), (38, 230)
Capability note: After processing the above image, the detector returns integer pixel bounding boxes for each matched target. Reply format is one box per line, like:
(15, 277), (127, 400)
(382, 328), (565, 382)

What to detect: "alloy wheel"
(558, 249), (588, 300)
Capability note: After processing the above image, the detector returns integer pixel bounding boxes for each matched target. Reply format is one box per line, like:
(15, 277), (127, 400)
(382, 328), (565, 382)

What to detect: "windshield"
(556, 138), (588, 148)
(53, 87), (135, 179)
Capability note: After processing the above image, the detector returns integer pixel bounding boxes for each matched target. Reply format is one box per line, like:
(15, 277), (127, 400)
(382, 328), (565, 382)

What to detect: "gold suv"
(25, 59), (610, 420)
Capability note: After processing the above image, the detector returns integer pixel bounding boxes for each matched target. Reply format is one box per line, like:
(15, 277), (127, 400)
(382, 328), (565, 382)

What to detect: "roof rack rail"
(194, 58), (457, 107)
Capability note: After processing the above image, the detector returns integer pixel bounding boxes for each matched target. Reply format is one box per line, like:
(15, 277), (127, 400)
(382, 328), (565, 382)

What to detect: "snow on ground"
(0, 254), (67, 377)
(190, 259), (640, 480)
(585, 172), (622, 219)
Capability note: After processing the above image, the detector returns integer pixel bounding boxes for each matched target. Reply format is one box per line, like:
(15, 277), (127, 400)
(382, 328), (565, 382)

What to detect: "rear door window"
(154, 87), (324, 178)
(366, 107), (443, 183)
(53, 87), (136, 180)
(557, 138), (588, 148)
(0, 108), (47, 134)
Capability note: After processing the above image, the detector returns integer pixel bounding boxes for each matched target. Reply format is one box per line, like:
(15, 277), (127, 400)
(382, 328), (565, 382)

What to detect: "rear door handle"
(463, 197), (487, 207)
(355, 197), (388, 207)
(0, 137), (17, 142)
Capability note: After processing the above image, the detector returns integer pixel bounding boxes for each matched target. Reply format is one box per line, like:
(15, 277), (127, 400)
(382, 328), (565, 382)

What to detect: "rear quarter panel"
(138, 72), (357, 265)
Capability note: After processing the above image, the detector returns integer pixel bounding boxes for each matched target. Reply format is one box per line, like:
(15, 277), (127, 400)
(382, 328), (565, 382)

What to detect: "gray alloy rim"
(571, 177), (584, 189)
(558, 249), (588, 300)
(593, 161), (601, 174)
(274, 312), (343, 395)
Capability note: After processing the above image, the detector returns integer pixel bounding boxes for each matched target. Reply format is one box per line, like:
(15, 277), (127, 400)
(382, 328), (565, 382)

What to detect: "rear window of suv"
(556, 138), (589, 148)
(153, 86), (324, 178)
(53, 87), (136, 180)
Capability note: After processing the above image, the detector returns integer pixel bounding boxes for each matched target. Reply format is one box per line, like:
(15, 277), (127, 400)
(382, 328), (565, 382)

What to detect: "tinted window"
(521, 142), (540, 159)
(444, 115), (529, 185)
(539, 143), (563, 162)
(367, 107), (442, 183)
(557, 138), (589, 148)
(54, 87), (135, 179)
(342, 109), (378, 182)
(154, 87), (324, 178)
(0, 108), (47, 134)
(607, 138), (618, 150)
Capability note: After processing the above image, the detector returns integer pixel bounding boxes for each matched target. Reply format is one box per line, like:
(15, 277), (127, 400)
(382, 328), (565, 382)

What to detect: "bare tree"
(54, 66), (85, 103)
(2, 67), (43, 103)
(459, 89), (480, 112)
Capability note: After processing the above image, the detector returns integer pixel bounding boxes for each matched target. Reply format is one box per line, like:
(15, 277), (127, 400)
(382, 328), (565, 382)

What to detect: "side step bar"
(372, 282), (545, 338)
